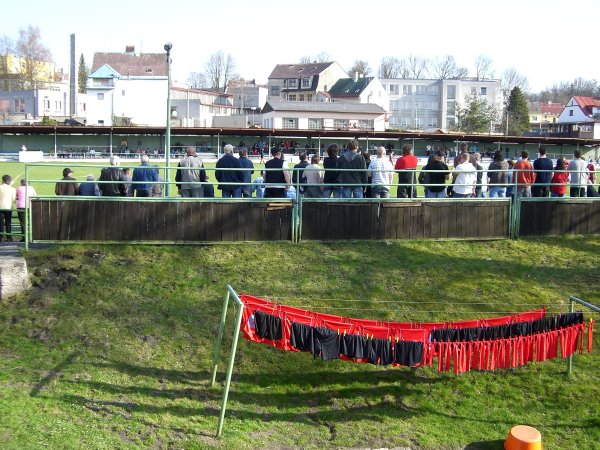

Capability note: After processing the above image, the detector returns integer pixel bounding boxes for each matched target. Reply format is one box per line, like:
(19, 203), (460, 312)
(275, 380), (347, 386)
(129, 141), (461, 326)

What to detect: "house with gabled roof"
(552, 96), (600, 139)
(267, 62), (347, 103)
(328, 74), (389, 110)
(261, 100), (386, 131)
(85, 46), (168, 126)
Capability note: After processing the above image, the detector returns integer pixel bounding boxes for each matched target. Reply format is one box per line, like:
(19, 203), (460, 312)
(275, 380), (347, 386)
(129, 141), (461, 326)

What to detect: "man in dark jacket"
(238, 148), (254, 197)
(336, 139), (367, 198)
(55, 168), (79, 196)
(215, 144), (243, 197)
(292, 152), (309, 196)
(132, 155), (160, 197)
(99, 155), (127, 197)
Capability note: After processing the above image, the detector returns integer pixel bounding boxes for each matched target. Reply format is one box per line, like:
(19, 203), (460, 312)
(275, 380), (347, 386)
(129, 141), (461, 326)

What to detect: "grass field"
(0, 238), (599, 449)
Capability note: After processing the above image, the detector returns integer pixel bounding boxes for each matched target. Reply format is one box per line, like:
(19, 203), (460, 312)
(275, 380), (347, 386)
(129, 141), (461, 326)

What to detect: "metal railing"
(567, 296), (599, 375)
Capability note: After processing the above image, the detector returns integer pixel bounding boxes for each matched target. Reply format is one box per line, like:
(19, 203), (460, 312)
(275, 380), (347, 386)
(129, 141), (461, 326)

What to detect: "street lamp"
(164, 42), (173, 196)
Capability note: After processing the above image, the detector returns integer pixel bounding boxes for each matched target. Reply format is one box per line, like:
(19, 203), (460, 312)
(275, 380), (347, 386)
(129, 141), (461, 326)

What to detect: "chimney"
(354, 71), (359, 82)
(125, 45), (135, 54)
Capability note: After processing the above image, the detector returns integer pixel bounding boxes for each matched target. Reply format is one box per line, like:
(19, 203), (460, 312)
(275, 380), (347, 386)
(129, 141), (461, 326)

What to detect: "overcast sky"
(3, 0), (598, 93)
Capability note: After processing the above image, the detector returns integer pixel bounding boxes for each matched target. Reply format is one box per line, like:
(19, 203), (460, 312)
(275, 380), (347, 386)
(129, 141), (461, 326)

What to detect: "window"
(302, 78), (310, 88)
(389, 116), (398, 127)
(334, 119), (350, 130)
(427, 117), (438, 127)
(400, 116), (410, 127)
(403, 85), (412, 95)
(43, 99), (50, 110)
(427, 85), (439, 94)
(446, 100), (456, 115)
(569, 110), (574, 116)
(288, 94), (296, 101)
(480, 87), (487, 96)
(358, 119), (374, 130)
(307, 94), (313, 101)
(122, 90), (126, 96)
(270, 86), (280, 96)
(470, 87), (477, 95)
(287, 79), (298, 88)
(299, 94), (305, 101)
(14, 98), (25, 113)
(98, 93), (104, 100)
(416, 85), (426, 94)
(98, 120), (105, 125)
(0, 100), (8, 113)
(389, 84), (399, 95)
(308, 118), (323, 130)
(282, 117), (298, 129)
(446, 117), (455, 129)
(390, 100), (399, 111)
(447, 85), (456, 99)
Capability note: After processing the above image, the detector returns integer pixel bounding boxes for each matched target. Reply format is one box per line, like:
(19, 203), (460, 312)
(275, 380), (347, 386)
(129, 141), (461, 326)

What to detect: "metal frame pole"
(164, 43), (173, 197)
(24, 164), (29, 250)
(211, 288), (231, 387)
(567, 296), (600, 375)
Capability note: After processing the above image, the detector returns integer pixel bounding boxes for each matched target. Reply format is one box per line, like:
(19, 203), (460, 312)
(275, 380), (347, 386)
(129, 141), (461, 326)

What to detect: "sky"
(3, 0), (599, 93)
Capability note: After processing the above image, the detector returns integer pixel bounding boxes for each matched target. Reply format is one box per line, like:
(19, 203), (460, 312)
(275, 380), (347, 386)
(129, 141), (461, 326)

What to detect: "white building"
(552, 96), (600, 139)
(267, 62), (348, 103)
(170, 87), (238, 128)
(261, 100), (387, 131)
(380, 78), (501, 132)
(328, 74), (389, 110)
(85, 47), (167, 126)
(0, 84), (69, 124)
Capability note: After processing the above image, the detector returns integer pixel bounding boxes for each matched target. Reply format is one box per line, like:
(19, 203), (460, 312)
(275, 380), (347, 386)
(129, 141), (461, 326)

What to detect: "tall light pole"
(164, 42), (173, 196)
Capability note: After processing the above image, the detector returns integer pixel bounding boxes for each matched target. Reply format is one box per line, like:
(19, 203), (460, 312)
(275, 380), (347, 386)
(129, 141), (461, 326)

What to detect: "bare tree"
(454, 66), (469, 79)
(299, 55), (311, 64)
(378, 56), (402, 78)
(204, 51), (236, 92)
(407, 55), (429, 79)
(348, 59), (371, 77)
(16, 25), (52, 89)
(431, 55), (457, 80)
(187, 71), (208, 89)
(0, 35), (14, 54)
(300, 52), (331, 64)
(500, 67), (530, 104)
(474, 55), (494, 81)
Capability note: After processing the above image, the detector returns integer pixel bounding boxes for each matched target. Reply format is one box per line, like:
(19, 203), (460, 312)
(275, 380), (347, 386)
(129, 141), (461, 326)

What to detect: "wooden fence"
(300, 200), (510, 240)
(519, 199), (600, 236)
(29, 198), (600, 243)
(30, 200), (293, 242)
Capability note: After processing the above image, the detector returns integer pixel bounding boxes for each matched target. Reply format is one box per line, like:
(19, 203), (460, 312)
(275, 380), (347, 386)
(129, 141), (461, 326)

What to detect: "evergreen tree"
(505, 87), (530, 135)
(78, 54), (88, 93)
(455, 95), (498, 133)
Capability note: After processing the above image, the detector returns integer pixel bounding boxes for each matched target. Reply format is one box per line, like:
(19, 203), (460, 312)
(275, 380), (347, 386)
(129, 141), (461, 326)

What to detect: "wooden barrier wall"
(519, 200), (600, 236)
(30, 200), (293, 242)
(300, 201), (510, 240)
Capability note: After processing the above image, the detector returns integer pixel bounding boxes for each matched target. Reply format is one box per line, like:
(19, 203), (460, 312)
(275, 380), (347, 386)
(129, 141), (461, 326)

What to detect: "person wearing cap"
(99, 155), (128, 197)
(55, 168), (79, 196)
(422, 150), (450, 198)
(263, 147), (290, 198)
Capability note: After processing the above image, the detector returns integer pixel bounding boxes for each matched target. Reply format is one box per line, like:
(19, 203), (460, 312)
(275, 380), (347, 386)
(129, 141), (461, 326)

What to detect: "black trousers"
(0, 210), (12, 240)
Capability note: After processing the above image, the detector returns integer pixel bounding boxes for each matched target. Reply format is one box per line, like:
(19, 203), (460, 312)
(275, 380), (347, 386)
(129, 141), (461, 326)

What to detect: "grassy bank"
(0, 238), (599, 449)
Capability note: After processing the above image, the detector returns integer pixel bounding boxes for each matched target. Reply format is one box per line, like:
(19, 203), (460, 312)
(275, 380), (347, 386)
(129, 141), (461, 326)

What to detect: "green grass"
(0, 238), (599, 449)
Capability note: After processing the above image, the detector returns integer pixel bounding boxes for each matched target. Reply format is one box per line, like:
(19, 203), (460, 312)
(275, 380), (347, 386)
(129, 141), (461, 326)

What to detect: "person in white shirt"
(303, 154), (324, 198)
(16, 178), (37, 242)
(0, 175), (17, 241)
(452, 153), (476, 198)
(568, 149), (588, 197)
(368, 146), (394, 198)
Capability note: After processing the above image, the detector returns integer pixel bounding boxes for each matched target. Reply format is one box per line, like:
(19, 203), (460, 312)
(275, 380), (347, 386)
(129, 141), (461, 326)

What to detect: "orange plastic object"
(504, 425), (542, 450)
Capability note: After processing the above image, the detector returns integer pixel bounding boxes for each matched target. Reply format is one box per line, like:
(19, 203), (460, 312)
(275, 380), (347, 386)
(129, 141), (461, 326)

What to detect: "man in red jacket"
(394, 144), (418, 198)
(515, 150), (535, 197)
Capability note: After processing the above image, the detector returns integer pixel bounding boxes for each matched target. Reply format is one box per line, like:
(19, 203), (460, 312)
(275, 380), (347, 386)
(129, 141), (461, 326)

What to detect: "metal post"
(567, 295), (600, 375)
(216, 295), (244, 438)
(164, 42), (173, 197)
(24, 164), (29, 251)
(567, 299), (575, 375)
(211, 288), (231, 387)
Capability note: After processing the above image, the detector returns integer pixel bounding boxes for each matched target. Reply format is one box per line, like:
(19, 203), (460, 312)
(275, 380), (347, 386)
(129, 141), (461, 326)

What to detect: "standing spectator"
(215, 144), (243, 198)
(337, 139), (367, 198)
(506, 160), (516, 199)
(303, 154), (324, 198)
(238, 148), (254, 197)
(422, 150), (450, 198)
(322, 144), (341, 198)
(452, 153), (476, 198)
(79, 175), (101, 196)
(99, 155), (128, 197)
(292, 152), (309, 197)
(568, 149), (588, 197)
(368, 146), (394, 198)
(362, 149), (372, 198)
(131, 155), (159, 197)
(487, 151), (509, 198)
(16, 178), (36, 242)
(122, 168), (132, 196)
(515, 151), (535, 197)
(55, 168), (79, 196)
(473, 153), (485, 197)
(550, 159), (569, 198)
(175, 147), (205, 198)
(418, 155), (435, 197)
(532, 147), (553, 197)
(394, 144), (418, 198)
(263, 147), (290, 198)
(587, 158), (596, 186)
(252, 175), (265, 198)
(152, 171), (164, 197)
(0, 175), (16, 241)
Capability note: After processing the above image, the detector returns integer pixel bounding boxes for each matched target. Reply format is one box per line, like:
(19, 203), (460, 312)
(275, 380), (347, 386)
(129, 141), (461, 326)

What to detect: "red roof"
(540, 102), (563, 115)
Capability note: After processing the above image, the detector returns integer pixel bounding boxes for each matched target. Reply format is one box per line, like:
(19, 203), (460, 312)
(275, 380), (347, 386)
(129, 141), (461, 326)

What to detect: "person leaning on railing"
(322, 144), (341, 198)
(550, 159), (569, 198)
(487, 150), (509, 198)
(16, 178), (36, 242)
(568, 149), (588, 198)
(422, 150), (450, 199)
